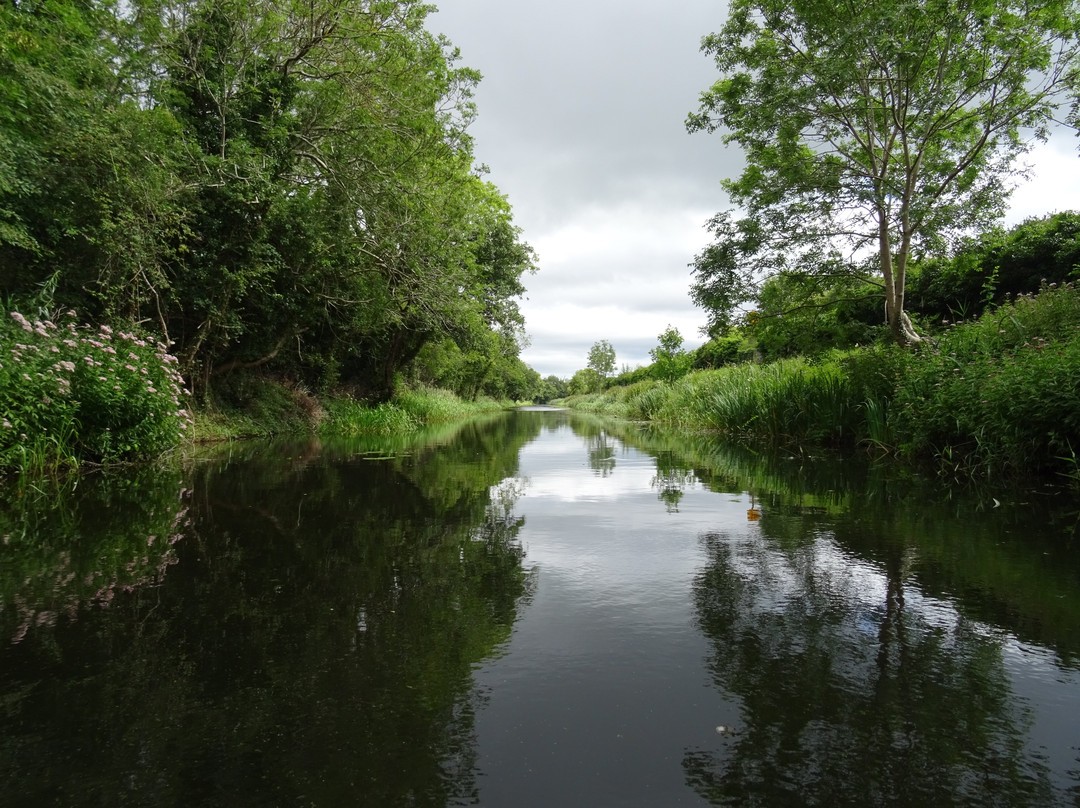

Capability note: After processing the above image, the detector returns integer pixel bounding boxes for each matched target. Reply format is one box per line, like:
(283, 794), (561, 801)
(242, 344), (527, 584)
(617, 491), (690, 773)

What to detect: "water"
(2, 408), (1079, 806)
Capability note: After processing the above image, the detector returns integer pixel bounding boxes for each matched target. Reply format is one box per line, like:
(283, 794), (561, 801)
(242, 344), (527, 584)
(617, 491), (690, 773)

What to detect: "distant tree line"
(0, 0), (539, 402)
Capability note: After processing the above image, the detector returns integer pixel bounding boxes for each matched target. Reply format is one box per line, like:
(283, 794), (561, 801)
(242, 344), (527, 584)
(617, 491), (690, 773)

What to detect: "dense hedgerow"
(1, 310), (192, 471)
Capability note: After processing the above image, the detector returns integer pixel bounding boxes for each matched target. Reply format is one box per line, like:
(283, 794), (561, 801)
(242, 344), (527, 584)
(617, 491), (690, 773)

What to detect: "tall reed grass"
(321, 387), (514, 436)
(563, 355), (885, 448)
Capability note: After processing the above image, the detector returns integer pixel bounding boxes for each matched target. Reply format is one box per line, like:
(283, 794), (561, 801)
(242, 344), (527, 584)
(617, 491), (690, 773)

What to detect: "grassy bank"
(185, 382), (521, 445)
(1, 307), (521, 476)
(561, 282), (1080, 480)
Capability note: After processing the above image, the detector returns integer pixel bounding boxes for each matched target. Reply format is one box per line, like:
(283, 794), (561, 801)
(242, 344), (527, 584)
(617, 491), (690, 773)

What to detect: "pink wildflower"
(9, 312), (32, 332)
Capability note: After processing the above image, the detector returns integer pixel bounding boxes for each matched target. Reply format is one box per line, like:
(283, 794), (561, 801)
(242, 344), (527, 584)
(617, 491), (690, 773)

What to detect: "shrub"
(909, 212), (1080, 322)
(891, 282), (1080, 474)
(1, 310), (192, 471)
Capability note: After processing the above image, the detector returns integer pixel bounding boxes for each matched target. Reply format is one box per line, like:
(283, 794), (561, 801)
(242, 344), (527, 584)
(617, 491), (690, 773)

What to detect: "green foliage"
(693, 332), (751, 368)
(1, 309), (192, 471)
(909, 211), (1080, 322)
(564, 284), (1080, 477)
(0, 0), (538, 405)
(320, 387), (512, 437)
(321, 398), (421, 436)
(409, 334), (541, 402)
(650, 325), (692, 382)
(568, 367), (603, 395)
(891, 282), (1080, 475)
(537, 374), (569, 403)
(566, 356), (878, 447)
(610, 364), (653, 387)
(586, 339), (616, 379)
(748, 273), (883, 361)
(688, 0), (1080, 344)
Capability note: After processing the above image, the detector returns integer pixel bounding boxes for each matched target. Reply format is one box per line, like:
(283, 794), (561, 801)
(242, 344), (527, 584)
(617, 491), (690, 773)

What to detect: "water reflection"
(0, 415), (537, 807)
(0, 466), (190, 644)
(2, 411), (1079, 806)
(567, 417), (1080, 805)
(685, 530), (1052, 806)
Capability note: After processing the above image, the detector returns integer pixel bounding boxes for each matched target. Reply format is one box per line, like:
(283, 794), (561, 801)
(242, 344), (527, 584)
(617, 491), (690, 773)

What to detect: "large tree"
(0, 0), (539, 401)
(687, 0), (1080, 344)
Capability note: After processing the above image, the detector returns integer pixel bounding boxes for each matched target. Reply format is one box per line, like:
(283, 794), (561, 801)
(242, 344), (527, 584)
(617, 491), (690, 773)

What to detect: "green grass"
(320, 386), (516, 436)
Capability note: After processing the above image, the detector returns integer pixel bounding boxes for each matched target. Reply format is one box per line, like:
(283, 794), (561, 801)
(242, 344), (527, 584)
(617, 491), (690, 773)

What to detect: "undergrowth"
(1, 309), (192, 473)
(560, 282), (1080, 478)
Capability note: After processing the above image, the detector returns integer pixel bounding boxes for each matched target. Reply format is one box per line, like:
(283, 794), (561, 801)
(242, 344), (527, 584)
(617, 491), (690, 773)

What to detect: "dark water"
(2, 409), (1080, 807)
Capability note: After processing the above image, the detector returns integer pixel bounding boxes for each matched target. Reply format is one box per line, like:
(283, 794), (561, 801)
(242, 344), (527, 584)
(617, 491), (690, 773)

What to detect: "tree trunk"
(879, 212), (922, 346)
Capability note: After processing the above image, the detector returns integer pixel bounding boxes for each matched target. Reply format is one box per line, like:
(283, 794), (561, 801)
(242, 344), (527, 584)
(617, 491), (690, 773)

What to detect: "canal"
(2, 408), (1079, 806)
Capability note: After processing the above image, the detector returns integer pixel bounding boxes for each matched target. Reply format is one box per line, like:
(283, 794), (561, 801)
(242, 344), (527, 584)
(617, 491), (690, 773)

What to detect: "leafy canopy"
(586, 340), (616, 378)
(688, 0), (1080, 343)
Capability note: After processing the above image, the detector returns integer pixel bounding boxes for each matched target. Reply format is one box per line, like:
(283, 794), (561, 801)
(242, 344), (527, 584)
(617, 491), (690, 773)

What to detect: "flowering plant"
(1, 310), (192, 470)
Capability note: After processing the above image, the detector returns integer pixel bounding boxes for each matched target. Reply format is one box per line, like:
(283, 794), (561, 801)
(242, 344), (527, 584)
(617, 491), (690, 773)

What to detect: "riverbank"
(0, 313), (521, 478)
(188, 379), (522, 444)
(558, 281), (1080, 482)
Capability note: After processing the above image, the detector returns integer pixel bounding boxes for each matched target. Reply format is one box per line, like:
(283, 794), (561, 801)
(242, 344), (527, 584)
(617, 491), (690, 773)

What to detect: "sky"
(432, 0), (1080, 380)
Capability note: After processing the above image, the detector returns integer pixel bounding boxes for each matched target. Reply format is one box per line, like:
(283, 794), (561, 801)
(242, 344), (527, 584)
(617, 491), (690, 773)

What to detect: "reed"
(321, 386), (514, 436)
(646, 359), (869, 446)
(321, 399), (420, 436)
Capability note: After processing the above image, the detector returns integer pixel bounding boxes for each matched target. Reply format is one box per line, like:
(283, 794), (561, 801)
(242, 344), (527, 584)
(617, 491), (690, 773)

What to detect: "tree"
(568, 367), (602, 395)
(586, 339), (616, 380)
(650, 325), (690, 382)
(687, 0), (1080, 344)
(0, 0), (540, 403)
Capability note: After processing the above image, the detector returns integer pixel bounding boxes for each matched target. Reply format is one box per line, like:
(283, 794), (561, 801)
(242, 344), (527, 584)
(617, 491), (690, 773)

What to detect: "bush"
(1, 310), (192, 471)
(892, 282), (1080, 474)
(909, 211), (1080, 322)
(693, 333), (751, 368)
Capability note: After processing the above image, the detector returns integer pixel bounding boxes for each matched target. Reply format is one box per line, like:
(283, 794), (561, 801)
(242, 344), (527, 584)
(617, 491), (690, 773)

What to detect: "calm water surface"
(2, 409), (1079, 806)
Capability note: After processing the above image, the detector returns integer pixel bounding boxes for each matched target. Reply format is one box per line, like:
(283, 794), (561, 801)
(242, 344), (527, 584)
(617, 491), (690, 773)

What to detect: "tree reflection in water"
(684, 525), (1053, 807)
(0, 414), (538, 808)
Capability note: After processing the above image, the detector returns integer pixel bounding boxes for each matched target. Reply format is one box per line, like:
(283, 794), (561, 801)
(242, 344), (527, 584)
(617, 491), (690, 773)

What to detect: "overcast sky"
(432, 0), (1080, 379)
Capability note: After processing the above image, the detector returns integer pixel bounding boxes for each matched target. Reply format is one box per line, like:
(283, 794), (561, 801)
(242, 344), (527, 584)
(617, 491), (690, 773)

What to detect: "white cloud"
(1005, 138), (1080, 225)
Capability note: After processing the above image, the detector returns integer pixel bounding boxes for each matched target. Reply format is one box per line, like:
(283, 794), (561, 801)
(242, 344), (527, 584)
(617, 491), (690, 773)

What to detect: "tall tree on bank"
(586, 339), (616, 380)
(687, 0), (1080, 344)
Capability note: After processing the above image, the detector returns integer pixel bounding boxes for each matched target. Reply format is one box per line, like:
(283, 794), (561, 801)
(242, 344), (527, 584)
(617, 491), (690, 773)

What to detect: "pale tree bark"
(879, 211), (922, 345)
